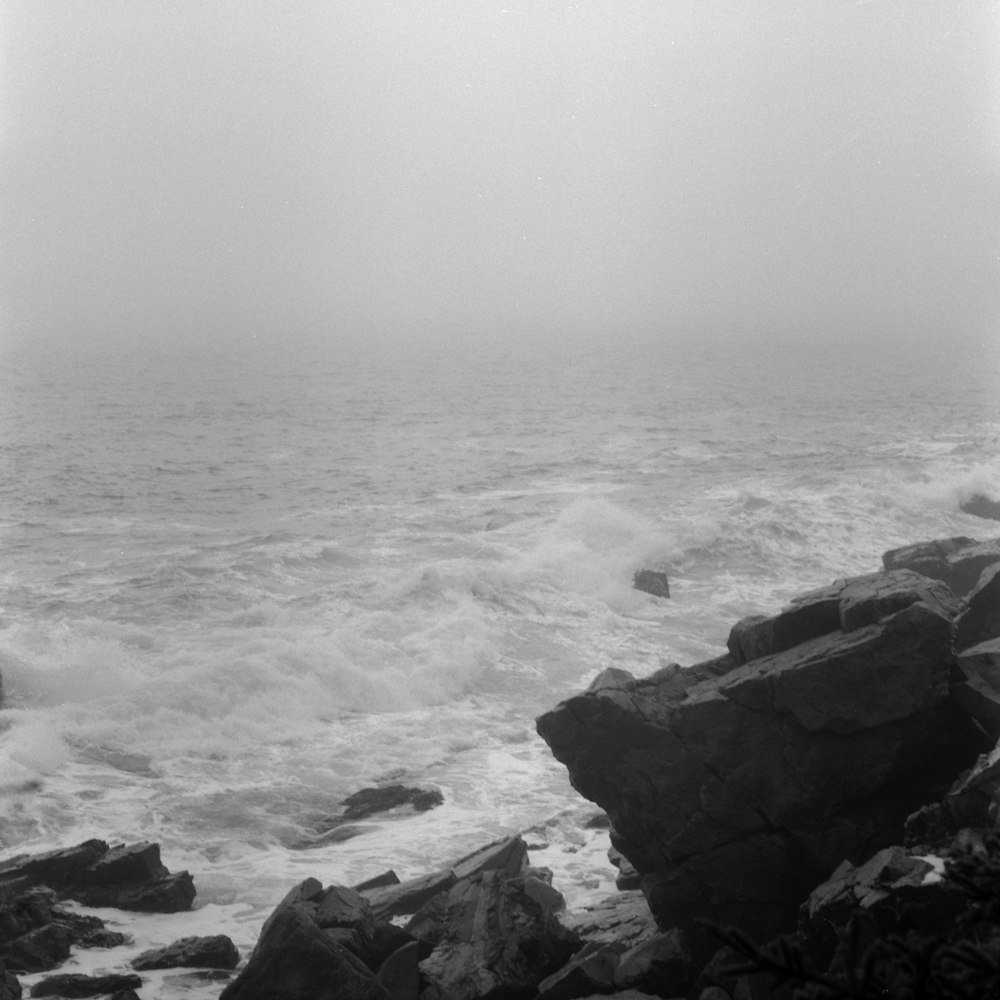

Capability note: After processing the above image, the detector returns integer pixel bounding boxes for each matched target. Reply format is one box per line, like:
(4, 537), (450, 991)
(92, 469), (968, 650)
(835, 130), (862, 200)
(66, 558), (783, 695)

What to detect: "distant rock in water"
(632, 569), (670, 598)
(961, 493), (1000, 521)
(340, 784), (444, 822)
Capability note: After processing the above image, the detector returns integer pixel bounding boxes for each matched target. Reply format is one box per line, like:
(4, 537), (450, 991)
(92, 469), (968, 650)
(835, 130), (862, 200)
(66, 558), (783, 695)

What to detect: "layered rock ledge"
(537, 538), (1000, 949)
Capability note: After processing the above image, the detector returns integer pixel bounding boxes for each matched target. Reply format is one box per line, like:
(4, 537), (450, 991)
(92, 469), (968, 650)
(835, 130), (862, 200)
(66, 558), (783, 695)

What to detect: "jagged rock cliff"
(537, 542), (1000, 946)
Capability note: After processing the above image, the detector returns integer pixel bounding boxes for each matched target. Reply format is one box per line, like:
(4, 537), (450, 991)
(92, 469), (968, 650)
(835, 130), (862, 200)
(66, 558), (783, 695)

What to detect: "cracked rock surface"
(536, 568), (990, 942)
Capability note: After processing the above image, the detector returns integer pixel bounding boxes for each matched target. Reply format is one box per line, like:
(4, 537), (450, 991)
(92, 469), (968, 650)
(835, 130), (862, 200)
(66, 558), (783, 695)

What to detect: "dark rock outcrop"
(0, 960), (19, 1000)
(221, 835), (578, 1000)
(537, 569), (988, 943)
(961, 493), (1000, 521)
(418, 867), (580, 1000)
(0, 841), (194, 914)
(798, 845), (965, 968)
(360, 835), (528, 922)
(633, 570), (670, 599)
(219, 879), (393, 1000)
(132, 934), (239, 970)
(0, 885), (127, 974)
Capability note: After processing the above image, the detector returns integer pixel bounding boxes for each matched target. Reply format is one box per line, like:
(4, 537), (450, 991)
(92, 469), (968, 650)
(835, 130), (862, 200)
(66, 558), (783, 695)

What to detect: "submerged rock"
(961, 494), (1000, 521)
(537, 570), (987, 943)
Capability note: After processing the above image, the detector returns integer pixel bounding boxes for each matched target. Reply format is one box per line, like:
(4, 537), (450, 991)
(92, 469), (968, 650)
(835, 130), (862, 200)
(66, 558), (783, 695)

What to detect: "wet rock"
(882, 536), (1000, 597)
(374, 940), (419, 1000)
(352, 871), (400, 892)
(1, 923), (71, 976)
(535, 940), (623, 999)
(537, 581), (984, 942)
(799, 845), (965, 969)
(633, 570), (670, 599)
(961, 494), (1000, 521)
(0, 960), (20, 1000)
(951, 638), (1000, 740)
(727, 570), (960, 666)
(418, 868), (580, 1000)
(29, 973), (142, 998)
(0, 886), (125, 974)
(956, 563), (1000, 651)
(219, 879), (394, 1000)
(340, 785), (444, 822)
(608, 844), (641, 891)
(132, 934), (239, 970)
(0, 841), (194, 914)
(561, 891), (658, 949)
(360, 835), (527, 921)
(613, 929), (692, 995)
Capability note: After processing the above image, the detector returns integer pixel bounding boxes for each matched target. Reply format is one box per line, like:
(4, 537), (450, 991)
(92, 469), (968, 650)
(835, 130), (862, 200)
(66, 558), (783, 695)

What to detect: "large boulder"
(537, 572), (987, 943)
(219, 879), (395, 1000)
(418, 868), (580, 1000)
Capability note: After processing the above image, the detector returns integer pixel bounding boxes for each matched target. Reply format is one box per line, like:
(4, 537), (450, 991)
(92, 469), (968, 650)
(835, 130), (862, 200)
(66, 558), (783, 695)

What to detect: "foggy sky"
(2, 1), (998, 350)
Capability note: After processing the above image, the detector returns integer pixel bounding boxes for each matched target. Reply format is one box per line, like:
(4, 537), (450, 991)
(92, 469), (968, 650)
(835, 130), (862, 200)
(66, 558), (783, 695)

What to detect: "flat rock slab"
(30, 973), (142, 997)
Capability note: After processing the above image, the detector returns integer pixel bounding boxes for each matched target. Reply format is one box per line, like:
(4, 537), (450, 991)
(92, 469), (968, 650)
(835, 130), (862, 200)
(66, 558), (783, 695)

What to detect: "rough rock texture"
(951, 638), (1000, 741)
(131, 934), (239, 970)
(360, 835), (528, 922)
(798, 845), (965, 966)
(0, 841), (194, 914)
(535, 940), (623, 999)
(537, 571), (987, 942)
(0, 885), (127, 974)
(418, 868), (580, 1000)
(561, 891), (658, 949)
(882, 535), (1000, 597)
(219, 879), (393, 1000)
(0, 960), (19, 1000)
(956, 562), (1000, 651)
(221, 836), (574, 1000)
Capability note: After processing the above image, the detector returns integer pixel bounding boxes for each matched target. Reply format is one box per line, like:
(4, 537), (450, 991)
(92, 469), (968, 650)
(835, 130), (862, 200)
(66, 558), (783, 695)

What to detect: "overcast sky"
(2, 1), (998, 351)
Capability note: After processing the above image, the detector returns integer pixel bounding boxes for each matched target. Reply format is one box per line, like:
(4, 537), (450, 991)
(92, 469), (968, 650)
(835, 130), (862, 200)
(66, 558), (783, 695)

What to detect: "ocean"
(0, 332), (997, 994)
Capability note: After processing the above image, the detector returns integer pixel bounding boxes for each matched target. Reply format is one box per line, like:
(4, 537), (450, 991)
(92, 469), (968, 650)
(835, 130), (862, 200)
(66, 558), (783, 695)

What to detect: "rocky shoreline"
(2, 533), (1000, 998)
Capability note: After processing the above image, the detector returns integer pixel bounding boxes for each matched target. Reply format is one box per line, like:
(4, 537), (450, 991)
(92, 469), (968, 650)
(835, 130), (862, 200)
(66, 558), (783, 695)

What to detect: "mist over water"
(0, 3), (998, 993)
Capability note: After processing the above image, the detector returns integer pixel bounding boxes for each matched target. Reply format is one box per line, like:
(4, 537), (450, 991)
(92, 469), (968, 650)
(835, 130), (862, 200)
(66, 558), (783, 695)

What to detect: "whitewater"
(0, 332), (997, 995)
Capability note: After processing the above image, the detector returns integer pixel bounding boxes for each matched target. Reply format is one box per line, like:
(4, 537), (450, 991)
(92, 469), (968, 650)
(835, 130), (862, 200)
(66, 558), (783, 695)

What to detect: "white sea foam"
(0, 339), (994, 999)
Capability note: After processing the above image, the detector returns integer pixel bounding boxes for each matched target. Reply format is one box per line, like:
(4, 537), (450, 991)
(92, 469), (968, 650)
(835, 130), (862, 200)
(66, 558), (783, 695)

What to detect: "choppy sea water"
(0, 333), (997, 994)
